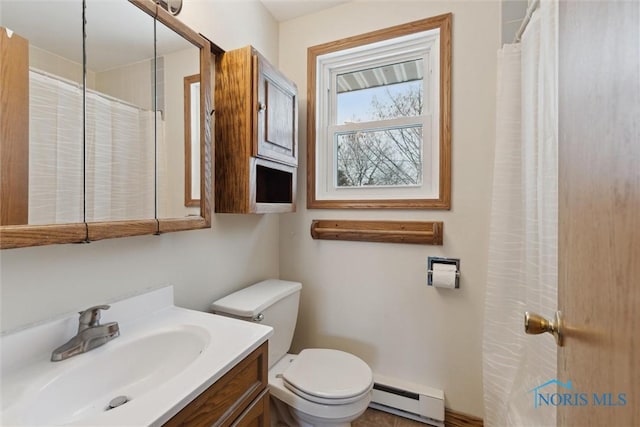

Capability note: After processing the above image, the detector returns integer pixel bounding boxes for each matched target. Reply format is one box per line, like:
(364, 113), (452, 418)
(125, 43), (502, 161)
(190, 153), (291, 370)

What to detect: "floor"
(353, 408), (429, 427)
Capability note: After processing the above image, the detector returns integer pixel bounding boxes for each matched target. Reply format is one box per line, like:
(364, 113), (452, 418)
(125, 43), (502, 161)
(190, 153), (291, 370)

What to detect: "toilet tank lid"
(210, 279), (302, 318)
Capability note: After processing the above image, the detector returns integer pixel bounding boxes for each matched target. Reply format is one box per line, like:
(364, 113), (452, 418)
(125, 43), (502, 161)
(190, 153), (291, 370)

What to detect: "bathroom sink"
(3, 325), (209, 426)
(1, 286), (273, 426)
(29, 326), (208, 426)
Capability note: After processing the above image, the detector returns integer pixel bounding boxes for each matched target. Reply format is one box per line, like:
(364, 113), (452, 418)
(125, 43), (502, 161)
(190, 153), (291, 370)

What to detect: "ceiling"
(259, 0), (350, 22)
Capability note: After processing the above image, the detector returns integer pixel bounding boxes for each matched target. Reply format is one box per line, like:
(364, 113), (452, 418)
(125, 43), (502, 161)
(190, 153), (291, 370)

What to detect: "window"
(307, 14), (451, 209)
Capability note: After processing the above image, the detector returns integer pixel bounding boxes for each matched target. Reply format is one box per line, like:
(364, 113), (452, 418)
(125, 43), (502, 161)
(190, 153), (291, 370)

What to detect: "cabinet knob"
(258, 103), (267, 112)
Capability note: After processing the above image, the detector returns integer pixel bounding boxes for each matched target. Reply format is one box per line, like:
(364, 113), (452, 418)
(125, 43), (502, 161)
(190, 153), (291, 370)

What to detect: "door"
(557, 1), (640, 426)
(253, 52), (298, 167)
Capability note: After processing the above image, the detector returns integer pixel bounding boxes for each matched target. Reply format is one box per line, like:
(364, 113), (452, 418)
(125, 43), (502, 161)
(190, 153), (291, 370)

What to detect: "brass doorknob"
(524, 311), (564, 346)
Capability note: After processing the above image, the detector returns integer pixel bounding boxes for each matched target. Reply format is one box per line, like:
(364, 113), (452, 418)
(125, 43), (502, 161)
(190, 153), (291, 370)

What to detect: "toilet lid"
(282, 349), (373, 405)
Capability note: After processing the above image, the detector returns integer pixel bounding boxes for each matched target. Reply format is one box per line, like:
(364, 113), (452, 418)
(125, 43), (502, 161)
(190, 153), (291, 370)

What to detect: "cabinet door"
(163, 342), (268, 427)
(231, 389), (269, 427)
(253, 53), (298, 167)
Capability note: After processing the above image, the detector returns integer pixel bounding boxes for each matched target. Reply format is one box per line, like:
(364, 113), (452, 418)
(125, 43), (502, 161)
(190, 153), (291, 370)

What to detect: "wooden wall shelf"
(310, 220), (443, 245)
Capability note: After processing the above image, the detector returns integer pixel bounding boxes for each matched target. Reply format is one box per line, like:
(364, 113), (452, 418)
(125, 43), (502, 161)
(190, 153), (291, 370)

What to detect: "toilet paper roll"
(431, 263), (458, 288)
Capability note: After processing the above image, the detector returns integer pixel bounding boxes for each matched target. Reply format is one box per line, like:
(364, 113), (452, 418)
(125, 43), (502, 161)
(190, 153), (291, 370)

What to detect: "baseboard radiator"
(369, 375), (445, 427)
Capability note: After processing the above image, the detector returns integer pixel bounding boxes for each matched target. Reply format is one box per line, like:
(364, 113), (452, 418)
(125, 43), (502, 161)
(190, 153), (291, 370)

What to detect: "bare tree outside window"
(336, 83), (424, 187)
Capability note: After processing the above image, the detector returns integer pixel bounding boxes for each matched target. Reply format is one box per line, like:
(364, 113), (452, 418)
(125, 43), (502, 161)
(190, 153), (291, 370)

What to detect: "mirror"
(153, 4), (211, 235)
(154, 16), (201, 218)
(85, 0), (156, 223)
(0, 0), (212, 248)
(1, 0), (84, 226)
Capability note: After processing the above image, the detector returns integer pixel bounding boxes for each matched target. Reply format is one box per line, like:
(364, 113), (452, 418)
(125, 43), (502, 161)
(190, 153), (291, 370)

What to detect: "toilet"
(211, 279), (373, 427)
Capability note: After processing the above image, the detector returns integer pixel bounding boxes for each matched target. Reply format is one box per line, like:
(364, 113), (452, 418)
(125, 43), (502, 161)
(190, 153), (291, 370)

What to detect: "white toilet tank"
(210, 279), (302, 368)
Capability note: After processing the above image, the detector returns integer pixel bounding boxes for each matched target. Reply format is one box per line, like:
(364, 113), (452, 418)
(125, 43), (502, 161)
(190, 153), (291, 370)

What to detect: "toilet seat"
(281, 349), (373, 405)
(269, 353), (373, 424)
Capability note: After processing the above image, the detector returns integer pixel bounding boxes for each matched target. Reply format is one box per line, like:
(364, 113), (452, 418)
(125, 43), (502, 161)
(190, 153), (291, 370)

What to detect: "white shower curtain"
(483, 1), (558, 426)
(28, 70), (157, 224)
(85, 91), (156, 222)
(29, 71), (84, 225)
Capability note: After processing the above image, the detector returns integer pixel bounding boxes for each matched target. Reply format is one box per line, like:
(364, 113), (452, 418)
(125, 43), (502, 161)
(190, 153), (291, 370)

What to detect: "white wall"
(159, 47), (200, 218)
(0, 0), (280, 332)
(94, 59), (154, 110)
(277, 1), (499, 417)
(179, 0), (279, 60)
(30, 45), (95, 88)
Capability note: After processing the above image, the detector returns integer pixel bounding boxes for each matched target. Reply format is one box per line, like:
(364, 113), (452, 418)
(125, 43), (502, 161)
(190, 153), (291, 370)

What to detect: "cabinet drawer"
(164, 342), (268, 427)
(231, 388), (270, 427)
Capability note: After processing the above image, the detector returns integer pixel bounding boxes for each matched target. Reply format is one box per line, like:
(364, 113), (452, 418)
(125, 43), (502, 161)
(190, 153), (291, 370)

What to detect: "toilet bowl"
(210, 280), (373, 427)
(269, 350), (373, 427)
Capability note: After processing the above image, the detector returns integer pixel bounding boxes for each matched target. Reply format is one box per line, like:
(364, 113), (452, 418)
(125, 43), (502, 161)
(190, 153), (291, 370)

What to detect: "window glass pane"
(336, 59), (423, 124)
(335, 126), (423, 187)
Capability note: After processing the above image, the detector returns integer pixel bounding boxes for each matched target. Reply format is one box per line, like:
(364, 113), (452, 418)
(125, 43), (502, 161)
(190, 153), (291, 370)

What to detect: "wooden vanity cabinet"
(215, 45), (298, 213)
(164, 342), (269, 427)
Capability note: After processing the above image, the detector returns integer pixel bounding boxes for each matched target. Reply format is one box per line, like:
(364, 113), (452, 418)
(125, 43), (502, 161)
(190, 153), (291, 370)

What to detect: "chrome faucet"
(51, 305), (120, 362)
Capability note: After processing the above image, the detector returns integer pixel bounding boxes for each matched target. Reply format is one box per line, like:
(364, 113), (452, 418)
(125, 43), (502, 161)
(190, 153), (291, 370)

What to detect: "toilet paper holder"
(427, 257), (460, 288)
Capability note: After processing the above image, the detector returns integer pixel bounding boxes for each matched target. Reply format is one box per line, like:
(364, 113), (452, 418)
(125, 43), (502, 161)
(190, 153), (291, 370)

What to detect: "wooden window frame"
(184, 73), (200, 208)
(307, 14), (452, 210)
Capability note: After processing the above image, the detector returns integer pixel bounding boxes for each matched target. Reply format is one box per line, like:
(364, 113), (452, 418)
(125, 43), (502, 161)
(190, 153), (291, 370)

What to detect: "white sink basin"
(1, 286), (272, 426)
(27, 326), (208, 425)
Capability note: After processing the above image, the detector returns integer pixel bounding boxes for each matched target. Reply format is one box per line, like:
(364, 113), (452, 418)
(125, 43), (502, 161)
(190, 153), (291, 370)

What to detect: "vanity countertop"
(1, 286), (273, 426)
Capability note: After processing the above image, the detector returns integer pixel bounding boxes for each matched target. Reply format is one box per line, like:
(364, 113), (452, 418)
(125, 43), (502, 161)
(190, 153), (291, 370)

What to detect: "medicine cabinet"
(215, 46), (298, 214)
(0, 0), (212, 249)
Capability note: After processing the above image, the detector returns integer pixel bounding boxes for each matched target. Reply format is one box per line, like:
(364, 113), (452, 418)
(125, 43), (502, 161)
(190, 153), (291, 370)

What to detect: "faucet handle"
(78, 305), (110, 328)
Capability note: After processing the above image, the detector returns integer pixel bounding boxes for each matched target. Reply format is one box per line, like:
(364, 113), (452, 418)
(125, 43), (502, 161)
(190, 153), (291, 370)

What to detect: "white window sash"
(321, 114), (436, 199)
(314, 27), (441, 201)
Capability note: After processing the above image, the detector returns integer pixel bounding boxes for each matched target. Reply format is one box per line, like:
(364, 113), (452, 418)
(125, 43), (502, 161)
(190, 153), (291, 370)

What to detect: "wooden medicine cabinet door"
(253, 52), (298, 167)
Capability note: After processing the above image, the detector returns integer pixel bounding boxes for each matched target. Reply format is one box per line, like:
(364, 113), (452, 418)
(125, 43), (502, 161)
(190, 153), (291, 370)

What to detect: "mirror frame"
(0, 0), (212, 249)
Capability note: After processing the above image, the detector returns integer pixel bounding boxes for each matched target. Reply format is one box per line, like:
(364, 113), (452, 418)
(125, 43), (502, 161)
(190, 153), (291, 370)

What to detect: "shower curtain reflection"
(28, 69), (159, 224)
(28, 70), (83, 225)
(85, 90), (157, 222)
